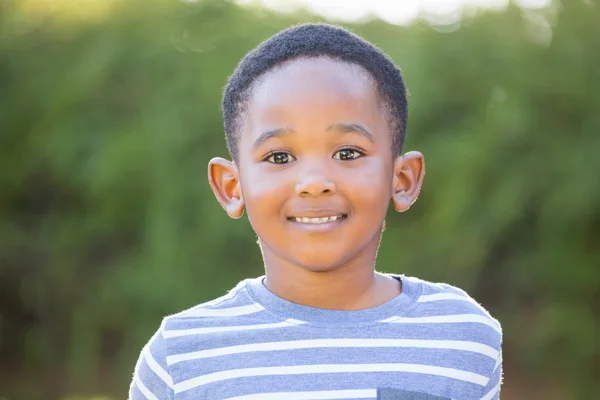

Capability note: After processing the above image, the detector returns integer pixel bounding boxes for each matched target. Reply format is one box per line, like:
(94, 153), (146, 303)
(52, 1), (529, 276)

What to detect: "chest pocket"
(377, 388), (450, 400)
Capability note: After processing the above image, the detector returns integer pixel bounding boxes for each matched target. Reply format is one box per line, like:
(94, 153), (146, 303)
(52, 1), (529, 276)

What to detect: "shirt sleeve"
(129, 322), (175, 400)
(480, 353), (503, 400)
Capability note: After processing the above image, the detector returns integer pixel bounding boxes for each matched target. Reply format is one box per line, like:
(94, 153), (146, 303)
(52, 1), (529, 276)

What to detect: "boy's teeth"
(294, 215), (341, 224)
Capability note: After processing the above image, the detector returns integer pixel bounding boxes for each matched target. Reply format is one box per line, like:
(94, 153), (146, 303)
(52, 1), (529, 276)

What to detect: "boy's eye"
(333, 148), (363, 161)
(266, 152), (296, 164)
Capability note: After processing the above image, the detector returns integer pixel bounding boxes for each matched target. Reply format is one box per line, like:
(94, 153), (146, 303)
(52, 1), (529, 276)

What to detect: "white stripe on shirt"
(170, 287), (249, 319)
(380, 314), (501, 334)
(418, 293), (473, 303)
(178, 304), (264, 318)
(134, 376), (159, 400)
(167, 338), (498, 365)
(174, 363), (489, 393)
(163, 319), (304, 339)
(144, 346), (173, 387)
(201, 284), (248, 307)
(417, 293), (498, 322)
(223, 389), (377, 400)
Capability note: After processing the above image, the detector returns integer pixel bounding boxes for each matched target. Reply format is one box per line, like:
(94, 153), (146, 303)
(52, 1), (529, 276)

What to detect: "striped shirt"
(129, 275), (502, 400)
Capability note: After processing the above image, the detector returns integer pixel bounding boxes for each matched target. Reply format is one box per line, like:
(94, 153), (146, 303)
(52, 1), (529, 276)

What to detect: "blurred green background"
(1, 0), (599, 399)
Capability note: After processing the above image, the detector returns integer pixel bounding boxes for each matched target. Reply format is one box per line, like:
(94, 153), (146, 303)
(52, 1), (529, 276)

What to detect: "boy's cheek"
(241, 166), (287, 193)
(243, 177), (288, 203)
(342, 165), (393, 197)
(241, 178), (289, 218)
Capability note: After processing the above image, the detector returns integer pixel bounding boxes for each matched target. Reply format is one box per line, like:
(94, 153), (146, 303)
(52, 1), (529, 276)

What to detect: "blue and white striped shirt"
(129, 275), (502, 399)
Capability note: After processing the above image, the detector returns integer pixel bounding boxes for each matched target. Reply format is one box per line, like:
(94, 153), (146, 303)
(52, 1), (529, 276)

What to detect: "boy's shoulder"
(401, 275), (502, 337)
(162, 278), (261, 325)
(407, 275), (499, 316)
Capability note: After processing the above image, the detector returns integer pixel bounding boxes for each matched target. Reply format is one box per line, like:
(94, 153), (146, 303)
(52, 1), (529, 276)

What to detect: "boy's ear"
(391, 151), (425, 212)
(208, 157), (245, 219)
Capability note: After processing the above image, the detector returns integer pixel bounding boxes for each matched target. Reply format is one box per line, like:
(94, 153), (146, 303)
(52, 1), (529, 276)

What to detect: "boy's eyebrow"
(252, 122), (374, 151)
(252, 127), (295, 151)
(326, 122), (374, 142)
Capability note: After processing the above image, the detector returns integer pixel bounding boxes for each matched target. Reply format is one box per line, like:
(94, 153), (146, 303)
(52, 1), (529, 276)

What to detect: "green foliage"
(1, 0), (599, 398)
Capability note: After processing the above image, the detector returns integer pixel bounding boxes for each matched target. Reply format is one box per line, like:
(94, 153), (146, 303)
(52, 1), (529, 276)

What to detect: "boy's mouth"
(287, 214), (347, 224)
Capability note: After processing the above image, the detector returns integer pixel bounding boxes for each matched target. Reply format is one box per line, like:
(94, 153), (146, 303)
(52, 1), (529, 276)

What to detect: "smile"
(287, 214), (347, 224)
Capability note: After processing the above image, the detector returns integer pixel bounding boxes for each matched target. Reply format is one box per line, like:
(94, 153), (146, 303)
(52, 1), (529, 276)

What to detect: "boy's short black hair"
(222, 23), (408, 161)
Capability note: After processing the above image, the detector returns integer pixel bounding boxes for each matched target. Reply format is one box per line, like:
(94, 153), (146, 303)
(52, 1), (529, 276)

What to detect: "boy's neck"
(262, 258), (402, 311)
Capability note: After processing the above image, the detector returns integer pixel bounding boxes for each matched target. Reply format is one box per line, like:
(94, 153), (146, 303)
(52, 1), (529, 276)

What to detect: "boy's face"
(209, 57), (424, 272)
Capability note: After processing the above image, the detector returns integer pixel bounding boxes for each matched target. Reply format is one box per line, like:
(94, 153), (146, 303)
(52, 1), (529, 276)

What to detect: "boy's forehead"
(245, 57), (382, 126)
(252, 57), (375, 103)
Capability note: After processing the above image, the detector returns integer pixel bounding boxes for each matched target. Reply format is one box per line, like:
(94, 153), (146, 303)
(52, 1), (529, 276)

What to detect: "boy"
(129, 23), (502, 400)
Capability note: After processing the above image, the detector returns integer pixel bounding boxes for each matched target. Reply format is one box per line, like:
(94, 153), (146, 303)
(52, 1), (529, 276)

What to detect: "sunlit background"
(1, 0), (599, 399)
(237, 0), (550, 25)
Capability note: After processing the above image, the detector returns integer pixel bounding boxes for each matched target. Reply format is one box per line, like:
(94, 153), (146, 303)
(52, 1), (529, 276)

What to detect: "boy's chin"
(290, 254), (353, 273)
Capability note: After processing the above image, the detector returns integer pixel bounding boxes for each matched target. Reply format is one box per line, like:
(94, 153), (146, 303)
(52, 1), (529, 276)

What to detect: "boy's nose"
(294, 168), (337, 197)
